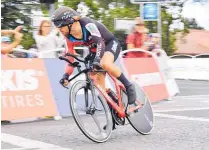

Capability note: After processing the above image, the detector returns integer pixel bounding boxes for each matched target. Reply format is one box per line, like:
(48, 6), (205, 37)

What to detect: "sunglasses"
(53, 20), (73, 28)
(53, 17), (75, 28)
(53, 19), (63, 27)
(42, 26), (51, 28)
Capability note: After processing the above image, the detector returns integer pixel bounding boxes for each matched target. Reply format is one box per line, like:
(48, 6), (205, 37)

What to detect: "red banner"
(122, 57), (169, 103)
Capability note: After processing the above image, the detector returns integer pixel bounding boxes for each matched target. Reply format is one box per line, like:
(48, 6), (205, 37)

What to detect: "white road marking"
(2, 148), (26, 150)
(154, 107), (209, 113)
(2, 148), (71, 150)
(174, 95), (209, 98)
(154, 113), (209, 123)
(1, 133), (72, 150)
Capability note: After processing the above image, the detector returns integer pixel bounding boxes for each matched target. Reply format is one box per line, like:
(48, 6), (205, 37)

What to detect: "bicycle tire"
(69, 80), (113, 143)
(121, 85), (154, 135)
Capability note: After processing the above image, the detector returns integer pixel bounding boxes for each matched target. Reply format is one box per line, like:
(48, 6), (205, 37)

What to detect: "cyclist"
(51, 6), (136, 105)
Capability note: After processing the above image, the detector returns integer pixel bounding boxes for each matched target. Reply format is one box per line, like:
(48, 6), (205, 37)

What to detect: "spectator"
(125, 17), (150, 57)
(35, 20), (64, 58)
(1, 26), (23, 55)
(1, 36), (12, 50)
(28, 44), (39, 58)
(149, 33), (163, 57)
(150, 33), (160, 49)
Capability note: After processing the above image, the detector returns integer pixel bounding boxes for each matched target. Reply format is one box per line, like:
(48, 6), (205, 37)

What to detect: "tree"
(61, 0), (190, 55)
(1, 0), (40, 49)
(160, 3), (190, 55)
(185, 18), (204, 29)
(63, 0), (81, 10)
(101, 7), (139, 32)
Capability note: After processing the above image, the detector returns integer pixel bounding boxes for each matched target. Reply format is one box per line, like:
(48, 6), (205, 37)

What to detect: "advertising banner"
(120, 52), (169, 102)
(1, 58), (58, 120)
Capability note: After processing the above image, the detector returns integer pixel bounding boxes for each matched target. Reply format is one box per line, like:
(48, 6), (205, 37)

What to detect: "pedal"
(126, 103), (141, 115)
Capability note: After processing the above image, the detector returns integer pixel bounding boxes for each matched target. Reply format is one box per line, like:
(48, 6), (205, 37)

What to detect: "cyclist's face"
(58, 26), (69, 36)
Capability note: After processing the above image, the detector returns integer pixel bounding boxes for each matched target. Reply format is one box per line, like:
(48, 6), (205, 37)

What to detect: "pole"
(140, 3), (143, 19)
(49, 3), (55, 16)
(157, 2), (162, 48)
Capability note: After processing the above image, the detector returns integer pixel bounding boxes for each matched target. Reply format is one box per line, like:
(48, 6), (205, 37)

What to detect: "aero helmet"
(51, 6), (80, 28)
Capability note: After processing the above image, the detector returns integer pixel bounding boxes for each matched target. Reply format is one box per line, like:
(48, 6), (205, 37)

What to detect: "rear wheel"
(121, 83), (154, 135)
(69, 80), (113, 143)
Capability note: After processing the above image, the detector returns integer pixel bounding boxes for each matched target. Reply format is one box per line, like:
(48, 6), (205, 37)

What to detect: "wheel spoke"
(70, 81), (112, 142)
(74, 102), (87, 112)
(91, 113), (102, 132)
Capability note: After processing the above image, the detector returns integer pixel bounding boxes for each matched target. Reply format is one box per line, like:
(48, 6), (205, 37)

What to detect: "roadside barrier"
(1, 58), (58, 120)
(169, 54), (209, 81)
(119, 49), (177, 102)
(1, 48), (180, 120)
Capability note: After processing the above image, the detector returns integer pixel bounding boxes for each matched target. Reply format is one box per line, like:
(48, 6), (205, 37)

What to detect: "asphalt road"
(176, 79), (209, 96)
(2, 80), (209, 150)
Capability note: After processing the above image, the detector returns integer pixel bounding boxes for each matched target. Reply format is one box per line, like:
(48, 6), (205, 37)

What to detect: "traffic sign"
(143, 3), (158, 20)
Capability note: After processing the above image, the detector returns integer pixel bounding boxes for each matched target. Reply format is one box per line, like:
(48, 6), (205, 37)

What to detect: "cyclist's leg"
(100, 39), (136, 104)
(94, 72), (106, 89)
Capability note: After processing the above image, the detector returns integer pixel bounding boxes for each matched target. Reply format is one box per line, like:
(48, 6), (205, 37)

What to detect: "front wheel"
(69, 80), (113, 143)
(121, 83), (154, 135)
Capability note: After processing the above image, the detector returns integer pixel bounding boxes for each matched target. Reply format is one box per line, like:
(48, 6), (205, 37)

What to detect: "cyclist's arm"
(64, 39), (75, 75)
(85, 23), (105, 63)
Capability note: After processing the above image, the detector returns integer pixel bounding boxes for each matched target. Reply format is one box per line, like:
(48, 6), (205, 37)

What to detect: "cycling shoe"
(126, 84), (136, 105)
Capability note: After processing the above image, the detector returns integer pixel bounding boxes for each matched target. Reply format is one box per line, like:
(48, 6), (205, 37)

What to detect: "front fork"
(84, 73), (98, 114)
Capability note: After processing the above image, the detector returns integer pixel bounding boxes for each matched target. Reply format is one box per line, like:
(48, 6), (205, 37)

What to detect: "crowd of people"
(1, 17), (160, 58)
(1, 20), (64, 58)
(125, 17), (160, 57)
(1, 7), (162, 122)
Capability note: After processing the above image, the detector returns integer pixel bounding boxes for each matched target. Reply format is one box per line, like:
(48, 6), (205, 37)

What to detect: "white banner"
(114, 18), (135, 31)
(169, 54), (209, 81)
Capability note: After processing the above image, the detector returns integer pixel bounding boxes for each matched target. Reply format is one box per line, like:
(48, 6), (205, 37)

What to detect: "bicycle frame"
(93, 73), (127, 118)
(60, 53), (140, 118)
(67, 67), (127, 118)
(60, 53), (154, 139)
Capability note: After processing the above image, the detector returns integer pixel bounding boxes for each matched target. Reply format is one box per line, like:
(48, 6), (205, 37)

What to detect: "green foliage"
(85, 0), (100, 19)
(21, 27), (36, 50)
(61, 0), (190, 55)
(63, 0), (80, 10)
(1, 0), (40, 49)
(40, 4), (49, 17)
(185, 18), (204, 30)
(101, 7), (139, 32)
